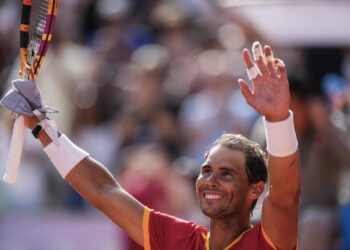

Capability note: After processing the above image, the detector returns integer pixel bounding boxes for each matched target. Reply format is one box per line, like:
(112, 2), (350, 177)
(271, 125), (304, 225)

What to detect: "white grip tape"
(264, 111), (298, 157)
(252, 41), (266, 63)
(3, 115), (26, 184)
(265, 54), (274, 64)
(274, 58), (285, 68)
(44, 134), (89, 178)
(246, 65), (261, 80)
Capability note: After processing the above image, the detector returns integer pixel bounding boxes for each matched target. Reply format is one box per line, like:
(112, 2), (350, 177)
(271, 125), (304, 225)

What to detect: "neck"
(208, 213), (251, 250)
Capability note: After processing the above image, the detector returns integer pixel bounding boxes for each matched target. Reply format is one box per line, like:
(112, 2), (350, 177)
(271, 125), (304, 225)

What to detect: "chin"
(201, 206), (227, 218)
(201, 204), (245, 219)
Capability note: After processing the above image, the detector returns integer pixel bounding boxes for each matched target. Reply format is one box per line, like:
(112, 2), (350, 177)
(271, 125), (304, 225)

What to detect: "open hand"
(239, 42), (290, 122)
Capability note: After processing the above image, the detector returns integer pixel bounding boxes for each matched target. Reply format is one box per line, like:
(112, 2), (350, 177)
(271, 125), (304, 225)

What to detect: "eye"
(222, 171), (232, 177)
(201, 168), (212, 175)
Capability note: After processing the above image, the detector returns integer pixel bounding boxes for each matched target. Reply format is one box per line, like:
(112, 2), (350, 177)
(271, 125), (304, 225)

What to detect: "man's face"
(196, 145), (251, 218)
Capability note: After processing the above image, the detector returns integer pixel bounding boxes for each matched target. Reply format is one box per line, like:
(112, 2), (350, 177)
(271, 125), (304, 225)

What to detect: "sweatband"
(44, 134), (89, 178)
(264, 111), (298, 157)
(246, 64), (261, 80)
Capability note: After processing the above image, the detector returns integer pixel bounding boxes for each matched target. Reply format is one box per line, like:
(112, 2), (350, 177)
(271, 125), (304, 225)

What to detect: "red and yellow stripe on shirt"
(142, 207), (284, 250)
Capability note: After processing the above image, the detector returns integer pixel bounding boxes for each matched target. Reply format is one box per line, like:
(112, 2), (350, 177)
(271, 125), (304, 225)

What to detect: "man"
(3, 42), (300, 249)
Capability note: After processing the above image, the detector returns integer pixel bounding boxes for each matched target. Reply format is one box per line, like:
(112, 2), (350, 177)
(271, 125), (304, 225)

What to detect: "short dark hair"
(205, 133), (268, 211)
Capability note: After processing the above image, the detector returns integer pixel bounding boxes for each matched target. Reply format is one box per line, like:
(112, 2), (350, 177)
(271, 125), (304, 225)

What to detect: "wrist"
(44, 134), (89, 178)
(31, 119), (60, 146)
(32, 124), (43, 138)
(264, 111), (290, 122)
(264, 110), (298, 157)
(38, 129), (60, 147)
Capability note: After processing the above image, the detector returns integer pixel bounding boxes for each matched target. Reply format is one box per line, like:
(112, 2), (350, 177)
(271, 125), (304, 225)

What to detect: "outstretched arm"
(24, 116), (145, 246)
(239, 42), (301, 250)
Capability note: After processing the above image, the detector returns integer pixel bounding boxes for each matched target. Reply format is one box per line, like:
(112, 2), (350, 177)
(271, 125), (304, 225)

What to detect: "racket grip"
(3, 115), (26, 184)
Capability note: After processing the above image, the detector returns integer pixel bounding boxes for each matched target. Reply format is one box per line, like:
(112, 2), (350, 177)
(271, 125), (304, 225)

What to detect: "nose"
(205, 172), (219, 187)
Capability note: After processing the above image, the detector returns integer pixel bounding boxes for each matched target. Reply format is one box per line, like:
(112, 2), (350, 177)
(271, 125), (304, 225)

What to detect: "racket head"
(20, 0), (59, 81)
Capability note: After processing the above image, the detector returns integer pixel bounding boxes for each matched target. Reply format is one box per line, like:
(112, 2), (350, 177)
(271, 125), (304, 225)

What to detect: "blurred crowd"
(1, 0), (350, 249)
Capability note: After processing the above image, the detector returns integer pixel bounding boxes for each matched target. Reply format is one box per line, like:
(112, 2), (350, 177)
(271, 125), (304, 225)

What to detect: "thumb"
(238, 79), (254, 106)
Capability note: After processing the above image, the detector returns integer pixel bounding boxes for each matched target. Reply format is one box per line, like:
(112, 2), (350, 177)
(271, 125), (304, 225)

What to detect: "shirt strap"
(143, 206), (151, 250)
(260, 223), (278, 250)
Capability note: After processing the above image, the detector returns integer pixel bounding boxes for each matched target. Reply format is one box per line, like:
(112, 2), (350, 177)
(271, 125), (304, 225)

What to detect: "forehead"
(204, 145), (246, 170)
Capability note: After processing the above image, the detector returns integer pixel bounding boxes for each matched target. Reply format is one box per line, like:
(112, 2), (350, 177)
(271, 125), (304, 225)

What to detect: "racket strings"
(28, 0), (50, 66)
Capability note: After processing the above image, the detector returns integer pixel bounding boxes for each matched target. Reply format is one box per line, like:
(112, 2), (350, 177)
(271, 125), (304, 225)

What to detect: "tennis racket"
(3, 0), (59, 184)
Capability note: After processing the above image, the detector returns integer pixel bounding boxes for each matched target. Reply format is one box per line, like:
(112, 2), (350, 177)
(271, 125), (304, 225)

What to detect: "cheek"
(224, 182), (245, 201)
(233, 184), (250, 203)
(195, 175), (202, 193)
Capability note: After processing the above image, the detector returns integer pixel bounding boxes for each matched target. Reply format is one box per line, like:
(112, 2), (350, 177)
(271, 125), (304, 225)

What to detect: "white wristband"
(264, 111), (298, 157)
(44, 134), (89, 178)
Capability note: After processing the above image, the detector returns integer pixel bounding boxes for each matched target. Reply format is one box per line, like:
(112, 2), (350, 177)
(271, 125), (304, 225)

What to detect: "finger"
(274, 58), (287, 80)
(252, 41), (268, 76)
(242, 48), (255, 69)
(243, 49), (261, 81)
(246, 65), (260, 81)
(264, 46), (277, 77)
(238, 79), (254, 106)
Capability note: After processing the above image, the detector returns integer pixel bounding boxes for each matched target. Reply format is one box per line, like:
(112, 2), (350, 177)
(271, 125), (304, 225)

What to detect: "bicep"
(97, 187), (145, 246)
(261, 192), (299, 250)
(66, 156), (145, 246)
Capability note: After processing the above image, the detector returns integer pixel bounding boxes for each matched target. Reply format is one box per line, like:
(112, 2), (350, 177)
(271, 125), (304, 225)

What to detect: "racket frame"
(3, 0), (59, 184)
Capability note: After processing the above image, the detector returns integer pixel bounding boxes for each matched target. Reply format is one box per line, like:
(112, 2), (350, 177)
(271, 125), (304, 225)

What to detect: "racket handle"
(3, 115), (26, 184)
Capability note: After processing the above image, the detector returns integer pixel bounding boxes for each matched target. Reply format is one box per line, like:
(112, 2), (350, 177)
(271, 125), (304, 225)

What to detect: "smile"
(203, 193), (224, 200)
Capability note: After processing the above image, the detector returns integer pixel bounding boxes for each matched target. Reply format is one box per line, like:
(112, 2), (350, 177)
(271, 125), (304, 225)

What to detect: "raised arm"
(239, 42), (301, 250)
(24, 116), (145, 246)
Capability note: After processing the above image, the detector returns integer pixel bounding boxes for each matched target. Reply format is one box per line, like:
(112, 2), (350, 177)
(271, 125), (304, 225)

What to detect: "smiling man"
(7, 41), (300, 250)
(198, 134), (266, 216)
(195, 135), (270, 249)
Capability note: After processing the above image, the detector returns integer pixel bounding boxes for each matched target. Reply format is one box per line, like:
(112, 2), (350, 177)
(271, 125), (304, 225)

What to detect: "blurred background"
(1, 0), (350, 249)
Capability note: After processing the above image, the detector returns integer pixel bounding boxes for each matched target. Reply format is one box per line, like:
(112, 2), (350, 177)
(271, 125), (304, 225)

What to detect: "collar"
(204, 226), (253, 250)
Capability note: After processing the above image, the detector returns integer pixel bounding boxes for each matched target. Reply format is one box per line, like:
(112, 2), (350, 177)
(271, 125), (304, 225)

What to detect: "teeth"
(205, 194), (222, 199)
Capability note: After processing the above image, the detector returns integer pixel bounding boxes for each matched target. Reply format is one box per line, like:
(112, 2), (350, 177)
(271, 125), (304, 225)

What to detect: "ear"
(249, 181), (265, 200)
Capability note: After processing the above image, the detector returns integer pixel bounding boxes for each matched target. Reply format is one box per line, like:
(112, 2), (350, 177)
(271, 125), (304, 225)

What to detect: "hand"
(23, 115), (40, 130)
(239, 42), (290, 122)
